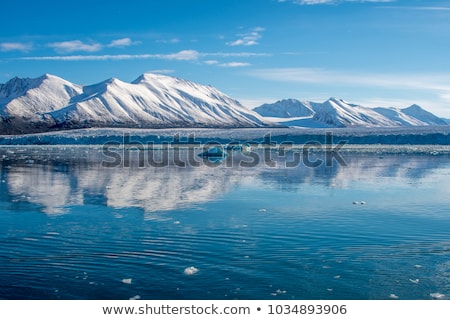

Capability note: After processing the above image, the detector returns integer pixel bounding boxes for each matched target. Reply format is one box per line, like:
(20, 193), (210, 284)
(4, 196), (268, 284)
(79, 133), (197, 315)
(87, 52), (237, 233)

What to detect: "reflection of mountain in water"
(1, 147), (449, 214)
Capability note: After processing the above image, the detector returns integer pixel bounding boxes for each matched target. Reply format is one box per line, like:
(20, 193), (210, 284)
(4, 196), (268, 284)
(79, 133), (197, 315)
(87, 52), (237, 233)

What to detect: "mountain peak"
(132, 73), (175, 85)
(0, 75), (43, 99)
(404, 104), (423, 111)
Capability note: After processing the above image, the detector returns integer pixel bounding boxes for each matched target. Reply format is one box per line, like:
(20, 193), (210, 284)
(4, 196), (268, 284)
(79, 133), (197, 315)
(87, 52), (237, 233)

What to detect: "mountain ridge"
(0, 73), (272, 134)
(254, 98), (447, 128)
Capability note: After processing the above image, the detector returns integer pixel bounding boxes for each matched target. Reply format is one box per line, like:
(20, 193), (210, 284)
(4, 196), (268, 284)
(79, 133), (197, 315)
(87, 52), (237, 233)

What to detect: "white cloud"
(163, 50), (199, 60)
(19, 50), (200, 62)
(205, 52), (270, 58)
(248, 67), (450, 91)
(0, 42), (33, 52)
(18, 50), (269, 63)
(291, 0), (395, 5)
(227, 27), (265, 47)
(145, 69), (175, 75)
(156, 38), (180, 44)
(107, 38), (140, 48)
(219, 62), (251, 68)
(48, 40), (102, 53)
(204, 60), (219, 65)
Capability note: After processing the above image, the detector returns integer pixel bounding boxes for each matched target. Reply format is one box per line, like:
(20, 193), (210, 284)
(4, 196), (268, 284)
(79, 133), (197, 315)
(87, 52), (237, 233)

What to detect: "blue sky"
(1, 0), (450, 117)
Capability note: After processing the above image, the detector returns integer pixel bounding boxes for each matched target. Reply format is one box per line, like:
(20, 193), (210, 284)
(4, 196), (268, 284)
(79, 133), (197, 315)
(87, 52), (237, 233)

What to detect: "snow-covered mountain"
(254, 99), (315, 118)
(254, 98), (447, 128)
(0, 73), (271, 134)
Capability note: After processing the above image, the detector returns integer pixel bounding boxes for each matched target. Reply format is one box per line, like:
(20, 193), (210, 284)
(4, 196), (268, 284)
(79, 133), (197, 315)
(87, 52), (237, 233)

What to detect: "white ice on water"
(430, 293), (445, 299)
(184, 266), (199, 276)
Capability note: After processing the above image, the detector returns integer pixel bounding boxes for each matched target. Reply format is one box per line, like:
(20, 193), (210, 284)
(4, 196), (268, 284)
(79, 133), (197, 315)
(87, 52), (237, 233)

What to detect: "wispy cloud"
(19, 50), (200, 62)
(218, 62), (251, 68)
(156, 38), (181, 44)
(227, 27), (265, 47)
(48, 40), (102, 53)
(0, 42), (33, 52)
(288, 0), (395, 5)
(248, 67), (450, 91)
(107, 38), (140, 48)
(145, 69), (175, 75)
(165, 50), (199, 60)
(204, 60), (219, 65)
(205, 52), (270, 58)
(379, 5), (450, 11)
(19, 50), (268, 62)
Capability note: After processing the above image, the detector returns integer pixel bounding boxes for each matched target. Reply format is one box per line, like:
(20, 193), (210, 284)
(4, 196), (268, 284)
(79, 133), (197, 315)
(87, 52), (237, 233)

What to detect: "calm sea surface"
(1, 146), (449, 300)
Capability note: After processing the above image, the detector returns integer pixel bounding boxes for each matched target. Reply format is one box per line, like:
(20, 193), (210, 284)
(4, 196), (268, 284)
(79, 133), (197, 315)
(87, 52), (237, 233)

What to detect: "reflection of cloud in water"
(2, 148), (450, 215)
(78, 165), (239, 212)
(7, 167), (83, 214)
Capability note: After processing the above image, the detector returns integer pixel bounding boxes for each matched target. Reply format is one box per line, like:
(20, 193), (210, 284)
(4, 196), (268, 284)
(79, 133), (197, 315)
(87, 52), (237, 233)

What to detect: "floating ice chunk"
(409, 279), (419, 284)
(414, 265), (423, 269)
(334, 275), (341, 279)
(259, 208), (267, 213)
(430, 293), (445, 299)
(122, 278), (133, 284)
(389, 294), (399, 299)
(184, 266), (199, 276)
(173, 221), (181, 224)
(129, 295), (141, 300)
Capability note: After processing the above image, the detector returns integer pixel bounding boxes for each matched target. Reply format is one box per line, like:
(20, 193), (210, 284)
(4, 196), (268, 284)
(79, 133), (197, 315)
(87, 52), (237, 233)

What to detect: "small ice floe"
(122, 278), (133, 284)
(129, 295), (141, 300)
(106, 186), (113, 189)
(184, 266), (199, 276)
(334, 275), (341, 279)
(259, 208), (267, 213)
(389, 294), (399, 299)
(327, 288), (333, 292)
(414, 264), (423, 269)
(430, 292), (445, 299)
(173, 221), (181, 225)
(409, 278), (420, 284)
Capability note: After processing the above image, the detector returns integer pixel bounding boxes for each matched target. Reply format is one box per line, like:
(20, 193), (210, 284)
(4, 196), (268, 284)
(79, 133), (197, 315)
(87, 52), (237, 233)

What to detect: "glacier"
(0, 126), (449, 145)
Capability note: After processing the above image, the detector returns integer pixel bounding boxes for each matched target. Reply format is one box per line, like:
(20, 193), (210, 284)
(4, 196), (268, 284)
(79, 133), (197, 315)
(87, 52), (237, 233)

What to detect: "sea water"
(0, 146), (449, 300)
